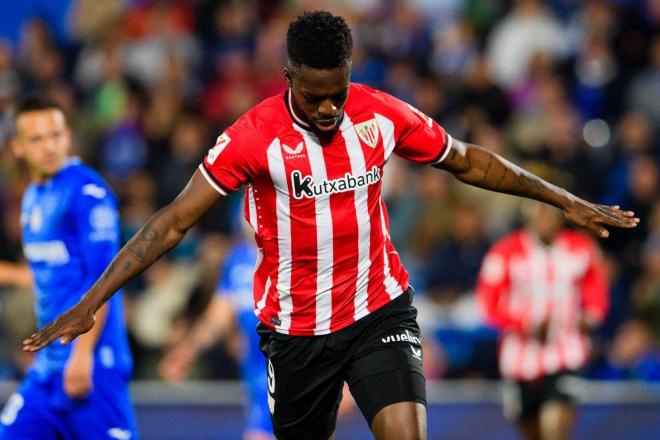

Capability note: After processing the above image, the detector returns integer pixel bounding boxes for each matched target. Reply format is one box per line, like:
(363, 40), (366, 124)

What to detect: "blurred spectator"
(487, 0), (567, 89)
(627, 35), (660, 126)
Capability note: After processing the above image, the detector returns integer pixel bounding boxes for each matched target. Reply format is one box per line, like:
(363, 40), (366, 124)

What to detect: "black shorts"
(258, 288), (426, 440)
(502, 371), (577, 423)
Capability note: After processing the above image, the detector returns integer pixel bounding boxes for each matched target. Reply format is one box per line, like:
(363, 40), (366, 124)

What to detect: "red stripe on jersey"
(322, 136), (359, 332)
(252, 165), (279, 329)
(281, 134), (318, 336)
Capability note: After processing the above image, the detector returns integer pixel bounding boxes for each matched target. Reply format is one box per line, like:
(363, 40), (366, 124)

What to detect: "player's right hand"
(22, 302), (96, 351)
(64, 351), (94, 398)
(159, 344), (196, 382)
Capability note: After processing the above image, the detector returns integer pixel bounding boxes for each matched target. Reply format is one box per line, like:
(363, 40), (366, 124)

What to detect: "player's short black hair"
(287, 11), (353, 71)
(14, 94), (63, 119)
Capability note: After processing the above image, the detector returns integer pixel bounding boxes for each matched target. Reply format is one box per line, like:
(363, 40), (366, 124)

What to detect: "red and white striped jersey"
(199, 83), (452, 335)
(477, 230), (608, 380)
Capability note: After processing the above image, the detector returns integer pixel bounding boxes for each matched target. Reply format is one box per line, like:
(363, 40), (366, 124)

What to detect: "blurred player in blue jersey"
(159, 235), (274, 440)
(0, 96), (137, 439)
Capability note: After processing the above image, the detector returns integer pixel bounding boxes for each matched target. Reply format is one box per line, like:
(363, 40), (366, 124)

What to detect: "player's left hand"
(64, 351), (94, 398)
(22, 301), (96, 351)
(563, 201), (639, 238)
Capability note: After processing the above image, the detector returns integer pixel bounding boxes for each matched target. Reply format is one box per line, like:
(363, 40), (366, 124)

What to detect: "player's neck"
(287, 89), (312, 129)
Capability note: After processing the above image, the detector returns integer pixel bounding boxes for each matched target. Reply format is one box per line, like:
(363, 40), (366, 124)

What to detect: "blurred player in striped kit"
(477, 200), (609, 440)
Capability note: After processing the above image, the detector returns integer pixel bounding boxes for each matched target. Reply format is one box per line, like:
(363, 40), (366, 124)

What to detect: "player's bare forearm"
(435, 141), (571, 208)
(82, 211), (187, 313)
(435, 140), (639, 237)
(22, 169), (223, 351)
(71, 303), (109, 355)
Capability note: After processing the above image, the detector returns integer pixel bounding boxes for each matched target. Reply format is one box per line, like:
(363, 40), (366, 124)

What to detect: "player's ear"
(283, 66), (293, 88)
(9, 137), (24, 159)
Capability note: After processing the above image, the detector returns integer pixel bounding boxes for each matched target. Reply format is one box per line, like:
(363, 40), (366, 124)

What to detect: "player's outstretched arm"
(0, 261), (32, 288)
(22, 169), (223, 351)
(434, 140), (640, 237)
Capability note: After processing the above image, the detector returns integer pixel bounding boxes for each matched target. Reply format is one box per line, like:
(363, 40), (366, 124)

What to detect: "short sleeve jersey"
(200, 83), (453, 336)
(21, 158), (132, 376)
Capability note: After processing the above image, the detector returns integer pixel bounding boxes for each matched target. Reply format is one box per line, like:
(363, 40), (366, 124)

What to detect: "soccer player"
(23, 11), (638, 440)
(1, 96), (137, 440)
(477, 201), (608, 440)
(159, 236), (274, 440)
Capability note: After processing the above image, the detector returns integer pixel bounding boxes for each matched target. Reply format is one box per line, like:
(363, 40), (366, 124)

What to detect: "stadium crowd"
(0, 0), (658, 382)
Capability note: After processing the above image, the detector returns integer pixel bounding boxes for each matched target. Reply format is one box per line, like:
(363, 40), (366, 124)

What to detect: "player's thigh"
(258, 324), (344, 440)
(0, 379), (62, 440)
(371, 401), (426, 440)
(502, 379), (542, 426)
(346, 290), (426, 428)
(67, 368), (138, 440)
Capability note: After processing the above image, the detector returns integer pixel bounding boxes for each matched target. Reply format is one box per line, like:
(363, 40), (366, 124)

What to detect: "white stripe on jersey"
(342, 115), (372, 322)
(247, 184), (258, 232)
(375, 114), (395, 160)
(256, 272), (271, 317)
(379, 199), (404, 300)
(500, 335), (521, 378)
(266, 139), (293, 333)
(293, 126), (334, 335)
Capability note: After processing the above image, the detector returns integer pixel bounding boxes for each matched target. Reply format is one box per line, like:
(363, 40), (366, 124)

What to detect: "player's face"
(285, 63), (350, 135)
(11, 109), (71, 182)
(524, 201), (564, 244)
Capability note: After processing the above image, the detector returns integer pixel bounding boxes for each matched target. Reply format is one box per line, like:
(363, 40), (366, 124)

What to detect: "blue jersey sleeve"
(70, 181), (121, 282)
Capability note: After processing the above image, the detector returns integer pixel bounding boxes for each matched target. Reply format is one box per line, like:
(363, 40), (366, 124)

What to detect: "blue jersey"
(216, 240), (262, 386)
(20, 158), (132, 378)
(216, 240), (272, 434)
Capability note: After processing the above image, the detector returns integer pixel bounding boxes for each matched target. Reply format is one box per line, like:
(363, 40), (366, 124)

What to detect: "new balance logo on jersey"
(291, 166), (382, 199)
(381, 329), (421, 345)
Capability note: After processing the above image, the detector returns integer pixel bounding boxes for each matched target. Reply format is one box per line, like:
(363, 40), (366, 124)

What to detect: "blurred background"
(0, 0), (658, 438)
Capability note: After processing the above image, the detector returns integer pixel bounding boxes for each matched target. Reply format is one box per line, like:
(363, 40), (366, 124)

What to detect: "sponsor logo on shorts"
(410, 345), (422, 360)
(381, 329), (421, 345)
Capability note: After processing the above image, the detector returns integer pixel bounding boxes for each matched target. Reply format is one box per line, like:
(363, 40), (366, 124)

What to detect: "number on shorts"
(267, 358), (275, 394)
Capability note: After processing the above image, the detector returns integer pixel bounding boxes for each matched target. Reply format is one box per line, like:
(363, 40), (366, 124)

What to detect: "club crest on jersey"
(354, 119), (380, 148)
(291, 166), (382, 199)
(281, 141), (306, 158)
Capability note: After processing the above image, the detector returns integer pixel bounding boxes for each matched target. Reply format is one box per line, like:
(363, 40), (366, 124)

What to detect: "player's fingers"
(22, 323), (63, 351)
(588, 222), (609, 238)
(596, 205), (639, 226)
